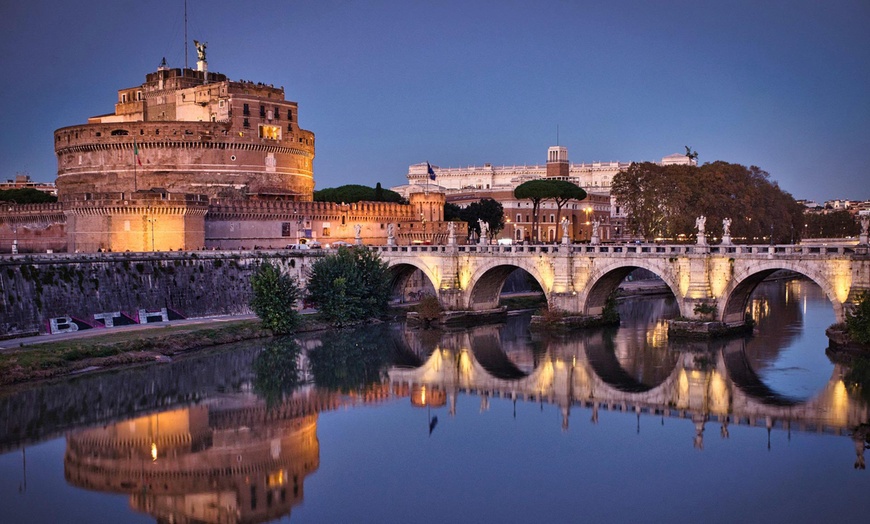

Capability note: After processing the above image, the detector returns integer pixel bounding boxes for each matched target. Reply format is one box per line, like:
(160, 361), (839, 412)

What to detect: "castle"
(1, 48), (457, 254)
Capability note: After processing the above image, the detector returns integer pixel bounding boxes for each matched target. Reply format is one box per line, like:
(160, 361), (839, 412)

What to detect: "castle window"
(287, 124), (292, 132)
(243, 118), (250, 128)
(281, 222), (292, 237)
(121, 94), (127, 103)
(259, 105), (266, 117)
(258, 124), (281, 140)
(287, 109), (292, 120)
(243, 103), (250, 116)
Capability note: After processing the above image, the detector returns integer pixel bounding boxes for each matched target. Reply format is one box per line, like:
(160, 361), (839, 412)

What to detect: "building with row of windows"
(393, 146), (696, 243)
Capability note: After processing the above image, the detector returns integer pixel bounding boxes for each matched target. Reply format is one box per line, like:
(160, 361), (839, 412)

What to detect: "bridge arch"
(386, 262), (438, 304)
(720, 261), (844, 323)
(465, 261), (548, 311)
(581, 259), (680, 316)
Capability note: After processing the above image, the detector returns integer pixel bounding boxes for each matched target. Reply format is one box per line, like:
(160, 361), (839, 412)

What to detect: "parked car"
(307, 241), (322, 249)
(285, 243), (311, 250)
(329, 241), (352, 248)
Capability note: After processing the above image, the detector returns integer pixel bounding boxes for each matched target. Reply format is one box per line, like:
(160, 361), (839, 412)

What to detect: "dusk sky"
(1, 0), (868, 202)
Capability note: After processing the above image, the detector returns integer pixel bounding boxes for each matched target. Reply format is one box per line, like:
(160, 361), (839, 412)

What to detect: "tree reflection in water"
(253, 337), (303, 407)
(304, 326), (395, 393)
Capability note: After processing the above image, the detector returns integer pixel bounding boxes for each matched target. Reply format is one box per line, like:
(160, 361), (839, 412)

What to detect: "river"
(0, 278), (868, 523)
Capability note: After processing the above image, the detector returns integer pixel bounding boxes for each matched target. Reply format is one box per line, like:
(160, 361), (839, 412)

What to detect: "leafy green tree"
(306, 246), (392, 326)
(460, 198), (505, 240)
(314, 184), (405, 204)
(0, 188), (57, 204)
(444, 202), (463, 222)
(249, 261), (301, 334)
(548, 179), (587, 228)
(514, 180), (550, 242)
(514, 179), (586, 241)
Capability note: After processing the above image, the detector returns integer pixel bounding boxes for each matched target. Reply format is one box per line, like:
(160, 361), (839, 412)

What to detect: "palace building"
(394, 146), (696, 242)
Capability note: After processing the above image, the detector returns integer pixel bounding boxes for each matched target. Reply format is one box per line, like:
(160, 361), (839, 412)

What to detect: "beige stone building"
(393, 146), (697, 242)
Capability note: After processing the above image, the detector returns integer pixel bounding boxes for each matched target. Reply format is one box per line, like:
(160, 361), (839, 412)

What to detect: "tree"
(306, 246), (392, 326)
(444, 202), (463, 222)
(547, 180), (587, 228)
(612, 161), (804, 243)
(846, 292), (870, 346)
(314, 184), (405, 204)
(460, 198), (505, 240)
(0, 188), (57, 204)
(513, 180), (550, 242)
(514, 179), (586, 242)
(803, 210), (860, 239)
(249, 261), (301, 334)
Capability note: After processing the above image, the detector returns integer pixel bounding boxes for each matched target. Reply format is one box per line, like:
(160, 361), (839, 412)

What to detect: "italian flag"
(134, 140), (142, 166)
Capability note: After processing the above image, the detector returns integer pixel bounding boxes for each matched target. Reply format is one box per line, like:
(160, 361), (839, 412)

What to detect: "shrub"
(305, 247), (391, 326)
(415, 294), (442, 326)
(846, 292), (870, 345)
(249, 261), (301, 334)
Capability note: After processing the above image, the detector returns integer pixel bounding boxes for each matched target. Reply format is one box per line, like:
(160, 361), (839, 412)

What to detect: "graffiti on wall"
(48, 308), (186, 334)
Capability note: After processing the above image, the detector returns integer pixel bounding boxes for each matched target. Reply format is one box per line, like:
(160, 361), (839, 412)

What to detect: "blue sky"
(1, 0), (868, 202)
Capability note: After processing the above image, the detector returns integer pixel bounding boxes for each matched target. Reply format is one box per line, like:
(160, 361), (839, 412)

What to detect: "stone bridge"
(374, 242), (870, 323)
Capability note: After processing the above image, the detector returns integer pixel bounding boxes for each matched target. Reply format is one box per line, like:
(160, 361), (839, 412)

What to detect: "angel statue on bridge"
(695, 215), (706, 234)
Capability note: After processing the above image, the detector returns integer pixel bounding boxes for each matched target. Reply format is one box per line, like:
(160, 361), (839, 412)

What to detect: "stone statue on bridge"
(447, 221), (456, 245)
(354, 223), (362, 245)
(695, 215), (706, 234)
(478, 219), (489, 245)
(591, 219), (601, 245)
(860, 213), (869, 245)
(721, 217), (732, 245)
(387, 223), (395, 246)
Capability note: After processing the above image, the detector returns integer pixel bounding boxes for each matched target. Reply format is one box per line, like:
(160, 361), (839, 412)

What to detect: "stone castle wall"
(0, 251), (319, 336)
(0, 203), (67, 254)
(55, 121), (315, 201)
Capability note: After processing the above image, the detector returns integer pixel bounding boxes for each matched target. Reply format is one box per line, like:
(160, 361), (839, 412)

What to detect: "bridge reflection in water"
(388, 288), (868, 466)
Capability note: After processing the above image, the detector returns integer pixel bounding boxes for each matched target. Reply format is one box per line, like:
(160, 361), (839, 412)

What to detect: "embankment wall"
(0, 251), (317, 336)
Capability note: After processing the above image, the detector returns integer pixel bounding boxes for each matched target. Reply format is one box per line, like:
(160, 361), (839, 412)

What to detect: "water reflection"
(1, 278), (868, 523)
(64, 394), (329, 523)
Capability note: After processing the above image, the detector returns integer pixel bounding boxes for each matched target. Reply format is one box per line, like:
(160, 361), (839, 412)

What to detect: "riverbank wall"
(0, 251), (319, 336)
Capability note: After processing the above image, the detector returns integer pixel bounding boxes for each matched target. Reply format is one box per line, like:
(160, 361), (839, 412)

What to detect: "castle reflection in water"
(1, 279), (864, 523)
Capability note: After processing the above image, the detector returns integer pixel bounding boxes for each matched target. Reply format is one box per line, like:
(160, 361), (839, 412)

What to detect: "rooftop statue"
(194, 40), (207, 61)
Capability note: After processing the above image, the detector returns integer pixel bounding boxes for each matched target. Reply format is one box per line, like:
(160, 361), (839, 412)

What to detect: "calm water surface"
(1, 278), (868, 523)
